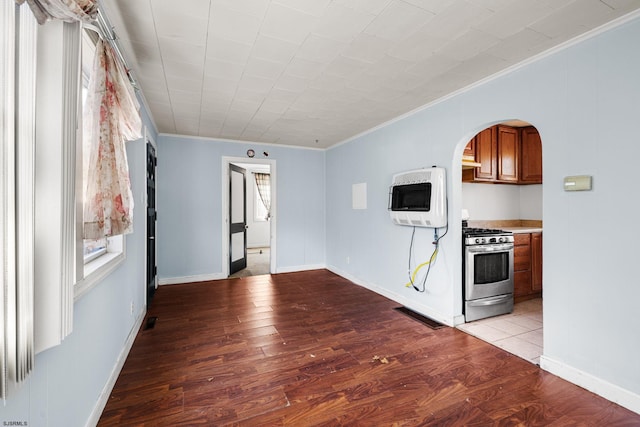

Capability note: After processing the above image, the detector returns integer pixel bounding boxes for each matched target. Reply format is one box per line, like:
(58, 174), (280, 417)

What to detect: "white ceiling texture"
(101, 0), (640, 149)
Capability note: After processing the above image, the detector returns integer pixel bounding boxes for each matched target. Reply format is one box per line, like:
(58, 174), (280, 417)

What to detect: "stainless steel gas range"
(463, 226), (514, 322)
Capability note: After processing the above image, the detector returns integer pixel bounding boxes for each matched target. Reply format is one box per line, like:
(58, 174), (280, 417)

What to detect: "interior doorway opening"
(222, 157), (276, 278)
(457, 119), (544, 365)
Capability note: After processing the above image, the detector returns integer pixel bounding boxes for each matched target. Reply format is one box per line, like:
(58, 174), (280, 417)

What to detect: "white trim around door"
(221, 157), (277, 278)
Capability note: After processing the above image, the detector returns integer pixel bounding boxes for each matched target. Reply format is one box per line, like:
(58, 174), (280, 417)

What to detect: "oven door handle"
(468, 295), (512, 307)
(467, 244), (513, 253)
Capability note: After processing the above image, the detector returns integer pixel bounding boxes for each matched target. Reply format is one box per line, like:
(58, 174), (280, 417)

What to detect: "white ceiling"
(101, 0), (640, 149)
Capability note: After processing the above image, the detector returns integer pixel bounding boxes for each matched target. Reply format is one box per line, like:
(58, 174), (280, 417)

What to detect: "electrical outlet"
(130, 301), (134, 315)
(346, 256), (350, 264)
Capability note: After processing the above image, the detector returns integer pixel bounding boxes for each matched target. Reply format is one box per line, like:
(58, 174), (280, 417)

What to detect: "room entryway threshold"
(229, 247), (270, 278)
(457, 298), (543, 364)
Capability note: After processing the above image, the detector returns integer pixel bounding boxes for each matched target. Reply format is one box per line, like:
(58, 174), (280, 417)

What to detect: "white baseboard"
(452, 314), (466, 326)
(327, 265), (455, 327)
(158, 273), (226, 285)
(276, 263), (326, 274)
(540, 355), (640, 415)
(86, 309), (146, 427)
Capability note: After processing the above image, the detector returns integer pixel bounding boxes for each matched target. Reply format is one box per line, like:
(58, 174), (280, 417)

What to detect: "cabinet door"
(463, 139), (475, 158)
(474, 126), (497, 181)
(513, 233), (531, 271)
(514, 270), (532, 298)
(531, 232), (542, 291)
(497, 125), (519, 182)
(462, 138), (476, 182)
(520, 126), (543, 183)
(514, 245), (531, 271)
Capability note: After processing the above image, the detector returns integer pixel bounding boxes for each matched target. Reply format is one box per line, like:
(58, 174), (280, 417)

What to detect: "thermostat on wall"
(564, 175), (592, 191)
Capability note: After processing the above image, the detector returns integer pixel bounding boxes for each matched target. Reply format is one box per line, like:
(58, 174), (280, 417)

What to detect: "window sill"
(84, 246), (107, 263)
(74, 251), (124, 301)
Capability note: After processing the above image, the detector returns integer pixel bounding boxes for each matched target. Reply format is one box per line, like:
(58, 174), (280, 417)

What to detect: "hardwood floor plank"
(420, 400), (497, 426)
(495, 402), (565, 426)
(98, 270), (640, 426)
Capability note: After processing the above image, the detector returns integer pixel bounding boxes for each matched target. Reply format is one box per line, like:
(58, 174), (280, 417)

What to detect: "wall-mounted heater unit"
(389, 167), (447, 228)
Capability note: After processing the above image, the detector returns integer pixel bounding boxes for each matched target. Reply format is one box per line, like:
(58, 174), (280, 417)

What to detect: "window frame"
(74, 27), (125, 301)
(79, 31), (108, 266)
(75, 235), (125, 300)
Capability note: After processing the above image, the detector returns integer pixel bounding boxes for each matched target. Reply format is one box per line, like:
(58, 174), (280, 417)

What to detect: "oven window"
(474, 252), (509, 284)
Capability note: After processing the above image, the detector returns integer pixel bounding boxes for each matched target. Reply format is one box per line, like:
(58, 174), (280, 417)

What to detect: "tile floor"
(229, 247), (271, 278)
(457, 298), (543, 365)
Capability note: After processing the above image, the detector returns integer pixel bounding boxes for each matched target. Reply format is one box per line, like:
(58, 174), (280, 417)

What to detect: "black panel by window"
(390, 183), (431, 211)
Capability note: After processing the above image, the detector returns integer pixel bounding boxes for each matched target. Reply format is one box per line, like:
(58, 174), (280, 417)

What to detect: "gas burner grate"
(463, 227), (513, 237)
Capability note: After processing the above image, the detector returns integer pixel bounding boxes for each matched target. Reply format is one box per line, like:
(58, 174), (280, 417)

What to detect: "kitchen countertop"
(501, 227), (543, 234)
(466, 220), (542, 231)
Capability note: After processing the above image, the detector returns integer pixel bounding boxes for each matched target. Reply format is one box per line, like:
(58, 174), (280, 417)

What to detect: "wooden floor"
(99, 270), (639, 426)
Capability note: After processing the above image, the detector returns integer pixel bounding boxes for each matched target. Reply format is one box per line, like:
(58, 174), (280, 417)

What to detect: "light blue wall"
(326, 15), (640, 404)
(4, 13), (640, 426)
(156, 135), (326, 280)
(326, 100), (468, 324)
(0, 105), (154, 426)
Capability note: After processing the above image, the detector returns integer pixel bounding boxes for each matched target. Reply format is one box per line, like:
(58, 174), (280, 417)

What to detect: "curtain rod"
(86, 6), (139, 90)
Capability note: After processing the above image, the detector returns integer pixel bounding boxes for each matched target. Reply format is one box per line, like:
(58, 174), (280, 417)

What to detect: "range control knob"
(475, 238), (480, 244)
(498, 237), (505, 243)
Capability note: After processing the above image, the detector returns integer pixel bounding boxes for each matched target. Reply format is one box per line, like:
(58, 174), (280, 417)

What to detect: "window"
(254, 179), (269, 221)
(80, 31), (107, 264)
(75, 27), (125, 298)
(253, 172), (271, 222)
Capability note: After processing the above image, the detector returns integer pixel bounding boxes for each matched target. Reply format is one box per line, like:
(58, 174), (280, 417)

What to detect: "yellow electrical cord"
(405, 247), (438, 287)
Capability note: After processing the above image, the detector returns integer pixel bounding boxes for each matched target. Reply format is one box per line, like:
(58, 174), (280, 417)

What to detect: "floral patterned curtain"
(83, 39), (141, 239)
(254, 173), (271, 219)
(15, 0), (97, 25)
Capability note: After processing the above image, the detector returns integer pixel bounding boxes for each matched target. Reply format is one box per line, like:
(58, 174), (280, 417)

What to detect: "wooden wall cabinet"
(463, 140), (475, 158)
(462, 125), (542, 184)
(497, 125), (519, 182)
(462, 126), (496, 182)
(520, 126), (543, 183)
(513, 232), (543, 302)
(473, 126), (497, 181)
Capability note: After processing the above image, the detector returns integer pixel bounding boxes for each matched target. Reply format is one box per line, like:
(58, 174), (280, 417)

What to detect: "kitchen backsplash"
(462, 183), (542, 221)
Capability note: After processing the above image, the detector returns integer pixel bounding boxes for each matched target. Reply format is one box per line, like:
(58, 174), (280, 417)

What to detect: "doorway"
(146, 139), (157, 305)
(222, 157), (276, 278)
(457, 120), (544, 365)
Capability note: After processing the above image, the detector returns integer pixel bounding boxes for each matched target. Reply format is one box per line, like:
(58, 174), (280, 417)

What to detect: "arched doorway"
(456, 120), (544, 365)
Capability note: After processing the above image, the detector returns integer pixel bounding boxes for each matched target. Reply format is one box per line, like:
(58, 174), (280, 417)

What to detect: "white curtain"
(83, 39), (141, 239)
(254, 173), (271, 219)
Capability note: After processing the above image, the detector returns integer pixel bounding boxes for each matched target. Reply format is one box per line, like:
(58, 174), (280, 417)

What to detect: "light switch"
(352, 183), (367, 209)
(563, 175), (592, 191)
